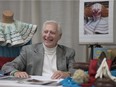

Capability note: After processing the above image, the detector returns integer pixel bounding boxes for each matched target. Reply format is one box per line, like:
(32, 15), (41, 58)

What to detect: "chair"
(0, 56), (14, 69)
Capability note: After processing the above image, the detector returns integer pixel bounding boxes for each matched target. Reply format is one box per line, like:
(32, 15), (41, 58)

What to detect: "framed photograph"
(79, 0), (114, 44)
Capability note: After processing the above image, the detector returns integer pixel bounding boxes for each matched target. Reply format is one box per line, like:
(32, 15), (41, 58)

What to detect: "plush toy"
(72, 69), (89, 84)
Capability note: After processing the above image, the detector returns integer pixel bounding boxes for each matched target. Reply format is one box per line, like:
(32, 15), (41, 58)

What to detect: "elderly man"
(2, 20), (75, 79)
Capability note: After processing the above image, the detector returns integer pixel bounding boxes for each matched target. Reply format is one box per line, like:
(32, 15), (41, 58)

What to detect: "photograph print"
(79, 0), (114, 44)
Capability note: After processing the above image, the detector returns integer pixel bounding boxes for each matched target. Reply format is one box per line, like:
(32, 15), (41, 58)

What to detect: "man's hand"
(14, 71), (30, 78)
(51, 71), (70, 79)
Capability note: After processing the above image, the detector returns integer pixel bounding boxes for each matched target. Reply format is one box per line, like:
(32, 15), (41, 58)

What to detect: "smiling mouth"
(45, 39), (53, 43)
(45, 38), (53, 42)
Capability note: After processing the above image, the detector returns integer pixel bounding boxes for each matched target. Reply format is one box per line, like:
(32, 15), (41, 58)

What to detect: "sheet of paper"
(17, 76), (63, 86)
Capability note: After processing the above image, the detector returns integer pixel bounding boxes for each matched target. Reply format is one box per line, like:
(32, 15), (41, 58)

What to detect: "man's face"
(42, 23), (61, 48)
(91, 3), (102, 18)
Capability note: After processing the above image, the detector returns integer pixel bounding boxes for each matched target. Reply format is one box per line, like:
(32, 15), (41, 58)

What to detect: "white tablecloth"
(0, 76), (63, 87)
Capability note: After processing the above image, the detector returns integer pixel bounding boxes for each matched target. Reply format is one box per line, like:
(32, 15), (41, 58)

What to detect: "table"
(0, 76), (63, 87)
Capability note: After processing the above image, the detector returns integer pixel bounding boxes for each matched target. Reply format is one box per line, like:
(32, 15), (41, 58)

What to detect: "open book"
(18, 78), (60, 86)
(0, 76), (61, 86)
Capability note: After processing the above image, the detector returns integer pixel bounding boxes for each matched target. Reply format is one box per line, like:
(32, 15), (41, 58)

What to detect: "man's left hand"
(51, 71), (70, 79)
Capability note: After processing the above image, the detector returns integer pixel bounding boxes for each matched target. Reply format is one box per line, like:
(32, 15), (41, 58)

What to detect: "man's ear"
(59, 34), (62, 40)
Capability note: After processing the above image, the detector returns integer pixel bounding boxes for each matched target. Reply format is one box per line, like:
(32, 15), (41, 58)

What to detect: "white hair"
(42, 20), (62, 35)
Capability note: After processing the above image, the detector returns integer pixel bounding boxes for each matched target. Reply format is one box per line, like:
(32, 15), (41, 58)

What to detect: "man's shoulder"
(23, 43), (42, 49)
(58, 44), (74, 51)
(58, 44), (75, 56)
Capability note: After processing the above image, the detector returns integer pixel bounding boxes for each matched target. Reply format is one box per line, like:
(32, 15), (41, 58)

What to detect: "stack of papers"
(0, 76), (25, 81)
(0, 76), (62, 86)
(18, 79), (60, 86)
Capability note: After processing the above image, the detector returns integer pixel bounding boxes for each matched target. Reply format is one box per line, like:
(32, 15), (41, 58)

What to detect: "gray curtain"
(0, 0), (115, 62)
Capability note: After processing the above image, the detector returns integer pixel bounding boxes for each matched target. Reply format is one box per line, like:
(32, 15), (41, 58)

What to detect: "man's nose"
(46, 32), (50, 37)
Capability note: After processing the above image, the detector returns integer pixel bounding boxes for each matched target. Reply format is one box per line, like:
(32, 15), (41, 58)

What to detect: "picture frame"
(79, 0), (114, 44)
